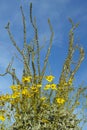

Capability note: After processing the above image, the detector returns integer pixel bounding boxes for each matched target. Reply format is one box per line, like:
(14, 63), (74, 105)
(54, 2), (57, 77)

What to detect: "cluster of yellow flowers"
(45, 75), (55, 82)
(22, 75), (55, 83)
(56, 98), (65, 104)
(43, 75), (57, 90)
(44, 84), (57, 90)
(0, 75), (73, 122)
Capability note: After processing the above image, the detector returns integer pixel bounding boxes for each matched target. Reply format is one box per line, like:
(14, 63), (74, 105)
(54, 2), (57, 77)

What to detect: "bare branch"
(70, 47), (84, 78)
(8, 71), (20, 84)
(0, 57), (14, 77)
(41, 19), (54, 78)
(5, 22), (23, 55)
(20, 6), (27, 48)
(0, 72), (7, 76)
(14, 53), (23, 63)
(30, 3), (40, 76)
(59, 20), (83, 83)
(22, 54), (31, 76)
(6, 57), (14, 72)
(5, 22), (31, 76)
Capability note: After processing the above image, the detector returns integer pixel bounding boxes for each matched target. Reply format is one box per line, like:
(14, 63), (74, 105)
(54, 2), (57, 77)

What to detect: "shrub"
(0, 3), (87, 130)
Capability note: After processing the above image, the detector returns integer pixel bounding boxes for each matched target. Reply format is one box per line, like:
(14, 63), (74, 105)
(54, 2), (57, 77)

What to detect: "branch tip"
(5, 22), (10, 29)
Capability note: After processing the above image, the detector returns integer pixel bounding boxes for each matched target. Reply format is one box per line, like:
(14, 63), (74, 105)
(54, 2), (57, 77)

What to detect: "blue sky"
(0, 0), (87, 129)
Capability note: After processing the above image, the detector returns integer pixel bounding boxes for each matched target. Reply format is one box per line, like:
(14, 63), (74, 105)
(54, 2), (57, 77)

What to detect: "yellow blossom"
(45, 75), (55, 82)
(56, 98), (65, 104)
(0, 95), (7, 101)
(4, 94), (11, 100)
(22, 89), (30, 96)
(0, 115), (5, 121)
(40, 97), (46, 101)
(31, 87), (39, 93)
(11, 95), (17, 99)
(10, 85), (17, 91)
(22, 76), (32, 82)
(11, 92), (20, 99)
(36, 84), (42, 88)
(50, 84), (57, 90)
(44, 84), (51, 90)
(10, 85), (21, 91)
(17, 84), (21, 90)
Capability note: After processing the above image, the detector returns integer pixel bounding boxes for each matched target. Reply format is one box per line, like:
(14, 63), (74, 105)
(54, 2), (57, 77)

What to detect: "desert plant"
(0, 3), (87, 130)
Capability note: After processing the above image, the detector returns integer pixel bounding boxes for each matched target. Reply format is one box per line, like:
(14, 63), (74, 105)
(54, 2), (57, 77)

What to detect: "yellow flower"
(11, 92), (20, 99)
(31, 86), (39, 93)
(56, 98), (65, 104)
(17, 84), (21, 90)
(0, 95), (7, 101)
(36, 84), (42, 88)
(4, 94), (11, 100)
(0, 115), (5, 121)
(10, 85), (21, 91)
(40, 97), (46, 101)
(11, 95), (17, 99)
(22, 76), (32, 82)
(22, 89), (30, 96)
(50, 84), (57, 90)
(10, 85), (17, 91)
(44, 84), (51, 90)
(45, 75), (55, 82)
